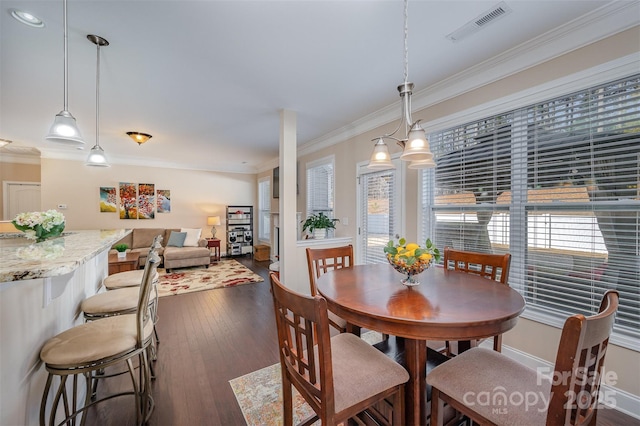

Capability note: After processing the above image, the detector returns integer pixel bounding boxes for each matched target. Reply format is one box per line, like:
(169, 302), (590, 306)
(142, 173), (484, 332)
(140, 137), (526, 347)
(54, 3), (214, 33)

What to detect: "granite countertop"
(0, 229), (130, 283)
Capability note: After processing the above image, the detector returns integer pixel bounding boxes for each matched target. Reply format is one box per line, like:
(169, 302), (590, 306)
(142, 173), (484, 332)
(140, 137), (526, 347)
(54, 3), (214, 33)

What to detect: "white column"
(279, 109), (298, 290)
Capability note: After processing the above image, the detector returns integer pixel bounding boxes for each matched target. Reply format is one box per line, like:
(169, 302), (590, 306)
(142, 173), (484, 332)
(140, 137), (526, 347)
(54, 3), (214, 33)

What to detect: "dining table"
(316, 263), (526, 426)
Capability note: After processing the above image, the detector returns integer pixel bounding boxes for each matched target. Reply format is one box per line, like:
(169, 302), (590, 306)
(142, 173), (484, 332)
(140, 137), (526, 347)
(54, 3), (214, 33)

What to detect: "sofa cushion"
(167, 231), (187, 247)
(181, 228), (202, 247)
(164, 246), (209, 261)
(132, 228), (165, 249)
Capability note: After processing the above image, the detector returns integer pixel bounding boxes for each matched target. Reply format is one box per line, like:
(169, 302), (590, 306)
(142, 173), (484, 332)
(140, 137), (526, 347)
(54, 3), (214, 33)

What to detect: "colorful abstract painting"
(100, 187), (117, 212)
(119, 182), (137, 219)
(157, 189), (171, 213)
(138, 183), (155, 219)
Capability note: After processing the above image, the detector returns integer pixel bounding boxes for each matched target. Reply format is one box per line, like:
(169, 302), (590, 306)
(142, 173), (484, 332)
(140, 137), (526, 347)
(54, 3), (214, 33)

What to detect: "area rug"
(156, 259), (264, 297)
(229, 331), (383, 425)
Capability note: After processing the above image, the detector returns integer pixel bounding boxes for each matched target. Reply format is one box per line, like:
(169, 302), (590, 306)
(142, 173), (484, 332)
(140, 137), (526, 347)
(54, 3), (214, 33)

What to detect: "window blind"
(360, 167), (399, 264)
(306, 158), (334, 217)
(258, 178), (270, 242)
(422, 74), (640, 345)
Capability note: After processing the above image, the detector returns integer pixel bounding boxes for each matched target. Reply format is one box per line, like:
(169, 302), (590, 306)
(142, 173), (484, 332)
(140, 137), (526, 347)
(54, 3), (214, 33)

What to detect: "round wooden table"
(316, 263), (526, 426)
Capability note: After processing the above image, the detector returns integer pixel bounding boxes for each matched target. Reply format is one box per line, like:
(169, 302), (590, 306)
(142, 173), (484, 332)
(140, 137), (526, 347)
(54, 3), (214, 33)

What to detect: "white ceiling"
(1, 1), (638, 173)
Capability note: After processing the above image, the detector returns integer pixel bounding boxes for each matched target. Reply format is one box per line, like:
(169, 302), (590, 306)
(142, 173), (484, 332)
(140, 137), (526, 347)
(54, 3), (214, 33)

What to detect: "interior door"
(4, 182), (41, 220)
(357, 159), (403, 264)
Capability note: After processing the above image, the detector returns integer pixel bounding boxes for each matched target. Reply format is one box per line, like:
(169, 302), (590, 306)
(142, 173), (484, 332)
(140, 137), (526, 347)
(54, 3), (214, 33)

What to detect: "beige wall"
(292, 28), (640, 398)
(0, 160), (41, 219)
(40, 159), (256, 254)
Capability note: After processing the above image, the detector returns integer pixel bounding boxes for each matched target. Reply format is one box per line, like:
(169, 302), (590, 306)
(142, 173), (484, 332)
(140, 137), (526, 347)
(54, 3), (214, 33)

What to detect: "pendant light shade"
(86, 145), (108, 166)
(46, 0), (84, 146)
(86, 34), (109, 167)
(408, 157), (436, 169)
(400, 123), (432, 161)
(367, 138), (395, 170)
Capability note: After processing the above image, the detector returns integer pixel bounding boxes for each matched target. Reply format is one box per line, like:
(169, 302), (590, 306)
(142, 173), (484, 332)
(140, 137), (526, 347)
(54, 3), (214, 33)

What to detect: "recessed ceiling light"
(10, 9), (45, 28)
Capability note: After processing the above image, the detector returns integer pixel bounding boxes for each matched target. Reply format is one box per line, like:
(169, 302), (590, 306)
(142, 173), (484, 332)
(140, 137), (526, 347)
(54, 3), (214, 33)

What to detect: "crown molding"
(0, 152), (40, 165)
(297, 1), (640, 158)
(38, 149), (259, 174)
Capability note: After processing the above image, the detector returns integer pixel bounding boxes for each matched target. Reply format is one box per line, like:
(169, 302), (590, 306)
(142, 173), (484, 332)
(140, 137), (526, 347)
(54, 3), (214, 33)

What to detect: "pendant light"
(367, 0), (435, 170)
(45, 0), (85, 146)
(86, 34), (109, 167)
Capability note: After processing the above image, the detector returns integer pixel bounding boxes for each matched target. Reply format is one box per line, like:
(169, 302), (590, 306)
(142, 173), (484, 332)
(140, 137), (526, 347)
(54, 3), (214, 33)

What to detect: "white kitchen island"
(0, 229), (130, 426)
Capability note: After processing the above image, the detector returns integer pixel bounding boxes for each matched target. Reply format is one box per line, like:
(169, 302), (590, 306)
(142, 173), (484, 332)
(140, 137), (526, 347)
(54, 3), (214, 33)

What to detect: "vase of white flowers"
(12, 210), (66, 243)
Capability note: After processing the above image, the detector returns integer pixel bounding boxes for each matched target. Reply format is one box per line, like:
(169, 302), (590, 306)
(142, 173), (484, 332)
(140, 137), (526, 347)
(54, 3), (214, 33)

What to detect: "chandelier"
(367, 0), (435, 170)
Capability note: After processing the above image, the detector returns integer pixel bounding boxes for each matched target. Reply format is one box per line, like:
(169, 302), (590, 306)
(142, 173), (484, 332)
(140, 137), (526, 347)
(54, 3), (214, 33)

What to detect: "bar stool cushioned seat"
(81, 286), (157, 319)
(103, 269), (148, 290)
(40, 315), (154, 366)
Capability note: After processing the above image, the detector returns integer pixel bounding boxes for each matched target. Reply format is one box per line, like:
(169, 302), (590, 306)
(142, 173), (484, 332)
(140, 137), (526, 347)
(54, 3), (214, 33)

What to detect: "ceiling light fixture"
(367, 0), (435, 171)
(86, 35), (109, 167)
(45, 0), (84, 146)
(127, 132), (152, 145)
(10, 9), (45, 28)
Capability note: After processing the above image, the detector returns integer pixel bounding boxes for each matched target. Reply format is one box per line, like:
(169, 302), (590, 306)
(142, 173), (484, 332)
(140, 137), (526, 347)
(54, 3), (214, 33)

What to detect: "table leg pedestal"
(404, 338), (427, 426)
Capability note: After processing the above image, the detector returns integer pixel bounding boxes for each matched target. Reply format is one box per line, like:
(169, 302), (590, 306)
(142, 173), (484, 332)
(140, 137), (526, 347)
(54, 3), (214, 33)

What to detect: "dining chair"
(269, 272), (409, 426)
(428, 290), (619, 426)
(442, 246), (512, 354)
(306, 245), (355, 334)
(39, 251), (160, 426)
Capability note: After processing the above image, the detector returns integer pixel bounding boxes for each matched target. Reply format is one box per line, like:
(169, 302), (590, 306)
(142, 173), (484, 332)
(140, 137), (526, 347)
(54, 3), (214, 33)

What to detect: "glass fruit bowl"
(384, 238), (440, 287)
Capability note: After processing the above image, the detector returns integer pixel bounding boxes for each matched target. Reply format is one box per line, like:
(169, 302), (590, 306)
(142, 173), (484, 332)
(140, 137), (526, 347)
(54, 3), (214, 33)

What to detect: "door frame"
(3, 181), (41, 220)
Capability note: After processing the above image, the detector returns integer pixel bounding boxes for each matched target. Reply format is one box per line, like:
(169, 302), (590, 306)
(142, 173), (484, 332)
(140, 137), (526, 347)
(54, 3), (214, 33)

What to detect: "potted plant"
(301, 212), (339, 239)
(114, 243), (129, 259)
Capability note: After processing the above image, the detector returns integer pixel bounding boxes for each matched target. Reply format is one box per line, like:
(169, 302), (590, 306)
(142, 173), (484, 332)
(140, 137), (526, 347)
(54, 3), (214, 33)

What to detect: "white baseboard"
(480, 341), (640, 419)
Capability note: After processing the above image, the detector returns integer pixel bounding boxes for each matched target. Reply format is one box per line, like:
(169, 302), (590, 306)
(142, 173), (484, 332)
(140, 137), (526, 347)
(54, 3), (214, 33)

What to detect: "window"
(306, 156), (335, 218)
(357, 159), (403, 264)
(258, 177), (270, 242)
(421, 74), (640, 347)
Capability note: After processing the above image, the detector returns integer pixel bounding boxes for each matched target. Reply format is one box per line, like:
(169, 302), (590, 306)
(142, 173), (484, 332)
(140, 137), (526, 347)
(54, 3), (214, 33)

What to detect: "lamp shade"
(46, 110), (85, 146)
(207, 216), (221, 226)
(408, 156), (436, 169)
(367, 139), (395, 170)
(86, 144), (109, 166)
(400, 125), (432, 161)
(127, 132), (152, 145)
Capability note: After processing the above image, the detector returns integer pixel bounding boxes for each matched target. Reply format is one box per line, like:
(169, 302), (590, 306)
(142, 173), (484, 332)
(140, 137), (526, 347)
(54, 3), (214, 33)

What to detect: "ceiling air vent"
(446, 1), (513, 43)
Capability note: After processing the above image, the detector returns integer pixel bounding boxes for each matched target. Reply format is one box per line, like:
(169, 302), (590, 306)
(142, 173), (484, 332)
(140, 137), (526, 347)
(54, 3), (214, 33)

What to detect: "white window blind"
(422, 74), (640, 346)
(258, 177), (270, 242)
(306, 157), (334, 217)
(359, 166), (400, 264)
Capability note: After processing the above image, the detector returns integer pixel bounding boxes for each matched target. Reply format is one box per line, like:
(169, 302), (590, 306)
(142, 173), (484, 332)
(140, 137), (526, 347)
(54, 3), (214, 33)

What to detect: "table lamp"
(207, 216), (221, 238)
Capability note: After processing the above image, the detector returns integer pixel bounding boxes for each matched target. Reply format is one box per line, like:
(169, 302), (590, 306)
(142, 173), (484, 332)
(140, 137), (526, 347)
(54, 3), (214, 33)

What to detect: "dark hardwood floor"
(86, 257), (638, 426)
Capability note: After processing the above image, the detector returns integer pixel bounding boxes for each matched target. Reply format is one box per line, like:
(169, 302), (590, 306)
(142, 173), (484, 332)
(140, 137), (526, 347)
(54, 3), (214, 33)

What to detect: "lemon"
(419, 253), (432, 261)
(406, 243), (419, 251)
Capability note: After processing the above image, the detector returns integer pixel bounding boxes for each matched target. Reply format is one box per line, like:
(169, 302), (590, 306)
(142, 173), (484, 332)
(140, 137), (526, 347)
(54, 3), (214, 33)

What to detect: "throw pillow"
(181, 228), (202, 247)
(167, 231), (187, 247)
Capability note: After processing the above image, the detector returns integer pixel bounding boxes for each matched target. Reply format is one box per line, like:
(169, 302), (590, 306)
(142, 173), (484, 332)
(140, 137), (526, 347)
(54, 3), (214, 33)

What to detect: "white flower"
(12, 210), (66, 241)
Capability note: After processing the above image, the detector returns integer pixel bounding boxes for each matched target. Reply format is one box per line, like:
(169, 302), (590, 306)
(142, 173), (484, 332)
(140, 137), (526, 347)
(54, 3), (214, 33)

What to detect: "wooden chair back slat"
(547, 290), (619, 426)
(306, 245), (354, 296)
(443, 247), (511, 285)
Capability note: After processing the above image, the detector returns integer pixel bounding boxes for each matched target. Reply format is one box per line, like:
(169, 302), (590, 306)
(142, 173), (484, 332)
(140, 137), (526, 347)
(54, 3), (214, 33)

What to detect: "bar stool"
(39, 252), (160, 426)
(102, 235), (163, 290)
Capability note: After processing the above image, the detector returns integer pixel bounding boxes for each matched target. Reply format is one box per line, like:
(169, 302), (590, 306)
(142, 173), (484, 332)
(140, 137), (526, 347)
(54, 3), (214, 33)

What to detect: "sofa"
(112, 228), (211, 271)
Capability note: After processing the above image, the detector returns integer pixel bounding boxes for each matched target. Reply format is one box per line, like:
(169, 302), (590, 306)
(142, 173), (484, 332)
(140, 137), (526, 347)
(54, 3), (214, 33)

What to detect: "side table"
(206, 238), (221, 263)
(108, 252), (141, 275)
